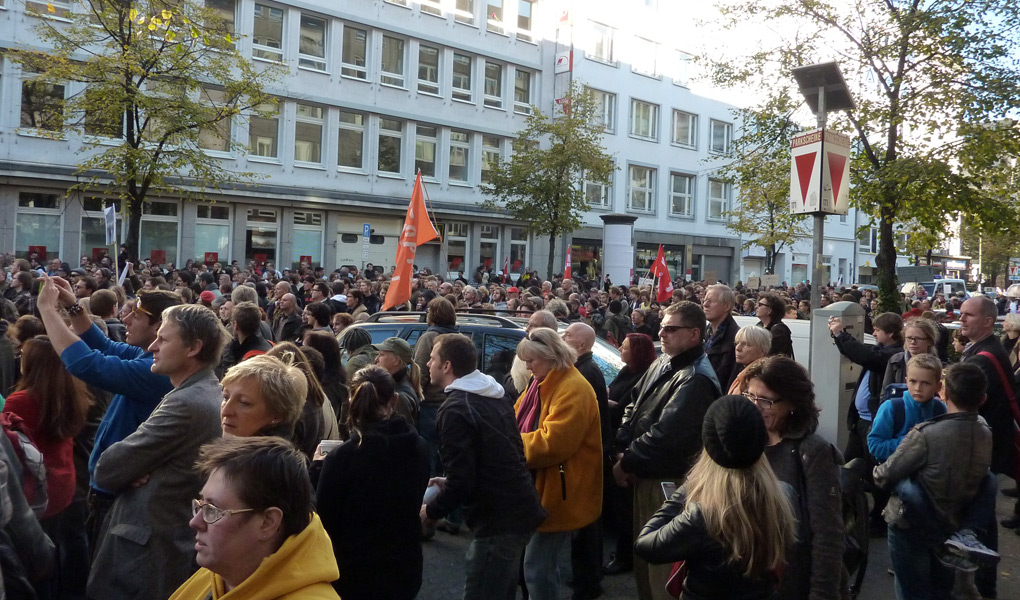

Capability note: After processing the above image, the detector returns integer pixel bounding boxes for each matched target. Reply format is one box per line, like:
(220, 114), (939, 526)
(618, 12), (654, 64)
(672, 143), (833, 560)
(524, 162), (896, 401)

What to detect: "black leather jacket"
(616, 346), (722, 479)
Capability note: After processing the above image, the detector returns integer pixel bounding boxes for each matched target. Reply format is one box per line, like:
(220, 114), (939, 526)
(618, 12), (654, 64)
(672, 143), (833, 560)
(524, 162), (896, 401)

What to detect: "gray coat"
(88, 368), (223, 600)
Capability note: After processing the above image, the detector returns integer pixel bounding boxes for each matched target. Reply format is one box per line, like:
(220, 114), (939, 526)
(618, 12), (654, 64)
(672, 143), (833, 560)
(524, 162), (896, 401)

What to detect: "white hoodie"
(445, 370), (506, 399)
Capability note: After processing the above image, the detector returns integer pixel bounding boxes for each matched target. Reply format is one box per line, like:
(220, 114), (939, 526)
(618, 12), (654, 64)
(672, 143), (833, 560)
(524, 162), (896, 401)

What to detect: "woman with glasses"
(514, 328), (603, 600)
(881, 318), (940, 390)
(754, 293), (795, 359)
(743, 356), (846, 600)
(170, 436), (340, 600)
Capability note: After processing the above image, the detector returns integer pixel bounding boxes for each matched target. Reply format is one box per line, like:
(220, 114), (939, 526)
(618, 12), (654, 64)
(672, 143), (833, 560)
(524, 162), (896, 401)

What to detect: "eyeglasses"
(757, 302), (769, 307)
(746, 392), (782, 409)
(905, 336), (931, 343)
(660, 325), (694, 334)
(192, 499), (254, 524)
(131, 304), (155, 320)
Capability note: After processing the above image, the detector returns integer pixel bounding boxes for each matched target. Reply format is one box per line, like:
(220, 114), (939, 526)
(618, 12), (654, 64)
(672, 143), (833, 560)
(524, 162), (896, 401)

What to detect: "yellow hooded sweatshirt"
(169, 513), (340, 600)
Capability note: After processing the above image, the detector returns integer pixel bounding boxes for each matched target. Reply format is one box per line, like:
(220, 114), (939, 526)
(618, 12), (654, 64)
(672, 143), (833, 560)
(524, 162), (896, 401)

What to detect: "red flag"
(382, 173), (439, 311)
(650, 245), (673, 302)
(503, 255), (510, 275)
(563, 246), (572, 279)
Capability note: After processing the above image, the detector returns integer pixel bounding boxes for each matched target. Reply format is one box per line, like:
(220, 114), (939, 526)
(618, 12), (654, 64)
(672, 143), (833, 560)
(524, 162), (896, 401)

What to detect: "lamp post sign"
(790, 128), (851, 215)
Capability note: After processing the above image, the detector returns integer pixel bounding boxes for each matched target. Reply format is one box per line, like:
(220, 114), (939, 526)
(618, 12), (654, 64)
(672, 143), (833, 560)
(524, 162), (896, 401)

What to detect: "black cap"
(702, 396), (767, 470)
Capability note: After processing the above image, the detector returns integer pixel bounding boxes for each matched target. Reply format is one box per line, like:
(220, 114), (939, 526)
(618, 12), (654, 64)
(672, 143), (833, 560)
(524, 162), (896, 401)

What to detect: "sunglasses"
(660, 325), (694, 334)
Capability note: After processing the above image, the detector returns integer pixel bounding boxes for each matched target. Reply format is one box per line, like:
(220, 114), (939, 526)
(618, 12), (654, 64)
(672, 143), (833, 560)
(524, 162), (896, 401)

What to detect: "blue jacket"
(60, 324), (174, 491)
(868, 390), (946, 462)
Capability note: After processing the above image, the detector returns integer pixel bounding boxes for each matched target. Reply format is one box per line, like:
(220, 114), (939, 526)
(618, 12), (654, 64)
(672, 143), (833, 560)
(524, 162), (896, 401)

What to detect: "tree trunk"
(765, 243), (776, 275)
(876, 202), (900, 312)
(546, 230), (557, 281)
(124, 196), (142, 264)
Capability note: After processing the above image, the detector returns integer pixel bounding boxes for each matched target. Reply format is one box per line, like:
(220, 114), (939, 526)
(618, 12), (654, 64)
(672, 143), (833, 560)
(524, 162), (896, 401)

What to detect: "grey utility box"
(810, 301), (866, 451)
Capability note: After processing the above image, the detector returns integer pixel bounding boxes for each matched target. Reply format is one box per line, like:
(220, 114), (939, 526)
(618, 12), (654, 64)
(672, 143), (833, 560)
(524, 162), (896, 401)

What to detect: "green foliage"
(11, 0), (282, 258)
(712, 0), (1020, 311)
(718, 93), (811, 274)
(482, 81), (614, 278)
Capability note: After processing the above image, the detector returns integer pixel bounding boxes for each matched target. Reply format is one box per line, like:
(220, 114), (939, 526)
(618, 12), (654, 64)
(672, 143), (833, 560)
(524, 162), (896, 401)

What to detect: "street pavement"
(420, 474), (1020, 599)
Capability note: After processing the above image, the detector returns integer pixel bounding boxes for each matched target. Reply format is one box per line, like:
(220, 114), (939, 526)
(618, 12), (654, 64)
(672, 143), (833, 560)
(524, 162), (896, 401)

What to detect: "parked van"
(900, 279), (971, 300)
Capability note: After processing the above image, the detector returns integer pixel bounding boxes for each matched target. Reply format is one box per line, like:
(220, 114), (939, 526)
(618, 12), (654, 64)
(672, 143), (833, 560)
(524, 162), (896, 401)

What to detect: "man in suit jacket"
(89, 304), (228, 600)
(703, 284), (739, 391)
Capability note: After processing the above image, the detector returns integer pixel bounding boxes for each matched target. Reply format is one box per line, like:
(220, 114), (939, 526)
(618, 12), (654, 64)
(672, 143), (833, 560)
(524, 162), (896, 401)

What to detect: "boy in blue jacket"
(868, 354), (946, 463)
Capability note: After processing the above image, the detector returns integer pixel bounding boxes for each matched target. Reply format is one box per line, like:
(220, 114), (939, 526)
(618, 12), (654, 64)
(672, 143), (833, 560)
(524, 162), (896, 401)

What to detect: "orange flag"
(651, 244), (673, 303)
(382, 173), (439, 311)
(563, 246), (572, 279)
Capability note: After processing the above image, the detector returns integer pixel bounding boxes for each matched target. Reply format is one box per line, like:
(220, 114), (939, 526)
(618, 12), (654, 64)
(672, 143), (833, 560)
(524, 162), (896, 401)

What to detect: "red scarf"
(516, 378), (542, 433)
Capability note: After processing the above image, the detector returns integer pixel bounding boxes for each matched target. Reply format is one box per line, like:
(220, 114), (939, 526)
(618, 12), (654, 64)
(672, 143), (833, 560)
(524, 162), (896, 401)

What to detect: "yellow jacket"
(516, 366), (603, 532)
(169, 513), (340, 600)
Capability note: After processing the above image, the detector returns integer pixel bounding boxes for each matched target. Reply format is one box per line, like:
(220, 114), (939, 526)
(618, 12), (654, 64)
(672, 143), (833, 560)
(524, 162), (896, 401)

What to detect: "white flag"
(103, 205), (117, 245)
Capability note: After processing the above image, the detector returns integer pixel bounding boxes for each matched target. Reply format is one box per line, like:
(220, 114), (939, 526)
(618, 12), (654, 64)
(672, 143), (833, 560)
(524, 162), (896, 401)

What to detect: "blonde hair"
(516, 327), (576, 370)
(684, 450), (795, 578)
(735, 326), (772, 358)
(1004, 313), (1020, 333)
(906, 352), (943, 381)
(221, 354), (308, 432)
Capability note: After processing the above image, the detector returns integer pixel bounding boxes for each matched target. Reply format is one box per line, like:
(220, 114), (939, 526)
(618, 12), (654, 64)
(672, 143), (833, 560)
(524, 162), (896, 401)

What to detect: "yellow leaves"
(166, 30), (177, 42)
(224, 34), (233, 44)
(129, 8), (138, 21)
(161, 10), (172, 21)
(47, 3), (55, 13)
(147, 22), (157, 32)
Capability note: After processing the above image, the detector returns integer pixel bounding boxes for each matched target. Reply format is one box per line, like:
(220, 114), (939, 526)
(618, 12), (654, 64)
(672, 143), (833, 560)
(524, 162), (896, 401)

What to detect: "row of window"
(586, 88), (733, 153)
(585, 20), (693, 85)
(381, 0), (535, 41)
(585, 167), (733, 220)
(250, 2), (535, 110)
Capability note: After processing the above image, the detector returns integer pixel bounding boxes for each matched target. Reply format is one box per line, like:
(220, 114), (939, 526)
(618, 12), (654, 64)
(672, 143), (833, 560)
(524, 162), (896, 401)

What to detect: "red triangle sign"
(795, 152), (817, 205)
(827, 152), (847, 207)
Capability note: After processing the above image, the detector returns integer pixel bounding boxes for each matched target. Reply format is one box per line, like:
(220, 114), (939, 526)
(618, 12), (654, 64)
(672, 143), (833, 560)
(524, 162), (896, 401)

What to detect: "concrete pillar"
(600, 214), (638, 288)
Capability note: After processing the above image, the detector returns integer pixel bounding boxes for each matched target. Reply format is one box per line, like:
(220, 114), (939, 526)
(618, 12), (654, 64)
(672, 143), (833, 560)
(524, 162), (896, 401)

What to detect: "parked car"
(901, 279), (972, 300)
(349, 312), (624, 384)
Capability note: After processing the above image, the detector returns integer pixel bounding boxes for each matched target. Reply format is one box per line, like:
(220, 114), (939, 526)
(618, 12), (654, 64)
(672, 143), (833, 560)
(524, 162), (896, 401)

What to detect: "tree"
(482, 82), (614, 279)
(11, 0), (280, 260)
(711, 0), (1020, 310)
(718, 94), (810, 274)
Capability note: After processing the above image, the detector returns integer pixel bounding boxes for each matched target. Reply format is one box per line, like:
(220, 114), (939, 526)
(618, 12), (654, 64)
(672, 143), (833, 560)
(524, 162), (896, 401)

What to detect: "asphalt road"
(420, 474), (1020, 599)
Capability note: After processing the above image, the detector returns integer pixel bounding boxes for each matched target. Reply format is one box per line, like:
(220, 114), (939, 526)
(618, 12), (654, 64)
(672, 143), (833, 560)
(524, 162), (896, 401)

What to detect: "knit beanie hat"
(702, 395), (767, 469)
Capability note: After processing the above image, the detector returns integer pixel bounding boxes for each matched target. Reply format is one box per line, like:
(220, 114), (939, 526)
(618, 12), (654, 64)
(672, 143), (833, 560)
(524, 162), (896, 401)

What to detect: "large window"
(84, 87), (123, 138)
(487, 0), (504, 33)
(452, 53), (473, 102)
(381, 36), (406, 87)
(420, 0), (442, 16)
(628, 165), (655, 212)
(484, 62), (503, 108)
(195, 204), (231, 263)
(81, 198), (121, 260)
(630, 99), (658, 141)
(415, 125), (438, 179)
(246, 208), (278, 263)
(447, 222), (468, 277)
(21, 79), (65, 132)
(708, 178), (731, 219)
(207, 0), (236, 35)
(588, 21), (615, 64)
(15, 193), (62, 260)
(669, 172), (694, 217)
(342, 26), (369, 80)
(449, 130), (470, 182)
(252, 3), (284, 62)
(509, 226), (528, 273)
(298, 14), (327, 71)
(140, 201), (179, 266)
(481, 135), (501, 184)
(672, 110), (697, 148)
(418, 45), (440, 95)
(248, 101), (279, 159)
(589, 88), (615, 133)
(673, 50), (693, 86)
(291, 211), (323, 268)
(378, 118), (403, 175)
(585, 171), (612, 210)
(294, 103), (323, 164)
(517, 0), (534, 42)
(479, 225), (499, 270)
(514, 69), (532, 114)
(455, 0), (474, 24)
(631, 37), (658, 77)
(338, 110), (365, 170)
(198, 87), (231, 153)
(710, 120), (732, 154)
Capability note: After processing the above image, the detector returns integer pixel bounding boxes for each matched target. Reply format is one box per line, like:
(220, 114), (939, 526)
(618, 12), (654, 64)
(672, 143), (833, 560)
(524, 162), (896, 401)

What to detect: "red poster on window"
(512, 260), (522, 271)
(150, 250), (166, 265)
(28, 246), (47, 260)
(483, 257), (493, 268)
(299, 255), (312, 266)
(204, 252), (218, 265)
(254, 253), (268, 266)
(450, 257), (463, 269)
(92, 248), (107, 260)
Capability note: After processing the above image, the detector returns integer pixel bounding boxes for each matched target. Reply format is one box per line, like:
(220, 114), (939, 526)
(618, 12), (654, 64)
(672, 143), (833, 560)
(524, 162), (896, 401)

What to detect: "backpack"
(0, 412), (48, 519)
(879, 383), (947, 434)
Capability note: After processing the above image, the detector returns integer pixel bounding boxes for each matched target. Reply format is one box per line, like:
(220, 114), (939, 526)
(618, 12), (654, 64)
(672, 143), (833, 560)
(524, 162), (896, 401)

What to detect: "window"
(514, 69), (533, 114)
(710, 120), (732, 154)
(629, 99), (658, 141)
(420, 0), (442, 16)
(245, 208), (279, 263)
(20, 79), (65, 132)
(252, 3), (284, 62)
(589, 88), (615, 133)
(196, 204), (231, 263)
(589, 22), (615, 64)
(632, 37), (658, 77)
(248, 101), (279, 159)
(628, 165), (655, 212)
(449, 130), (470, 182)
(140, 201), (180, 266)
(452, 53), (473, 102)
(342, 26), (368, 80)
(479, 224), (500, 270)
(81, 198), (121, 258)
(291, 211), (323, 268)
(673, 50), (692, 86)
(378, 117), (403, 175)
(298, 14), (327, 71)
(207, 0), (236, 35)
(858, 227), (877, 251)
(669, 172), (694, 216)
(455, 0), (474, 24)
(84, 87), (124, 138)
(381, 36), (406, 87)
(708, 178), (731, 219)
(517, 0), (534, 42)
(415, 125), (438, 179)
(338, 111), (366, 170)
(585, 169), (612, 209)
(198, 87), (231, 153)
(15, 193), (62, 261)
(671, 110), (697, 148)
(294, 103), (323, 164)
(481, 135), (501, 184)
(28, 0), (71, 18)
(487, 0), (504, 33)
(385, 0), (410, 5)
(484, 62), (503, 108)
(418, 45), (440, 95)
(447, 222), (468, 276)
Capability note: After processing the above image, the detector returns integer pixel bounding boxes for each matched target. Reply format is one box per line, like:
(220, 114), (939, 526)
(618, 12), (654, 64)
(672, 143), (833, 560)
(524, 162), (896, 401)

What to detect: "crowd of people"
(0, 249), (1014, 600)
